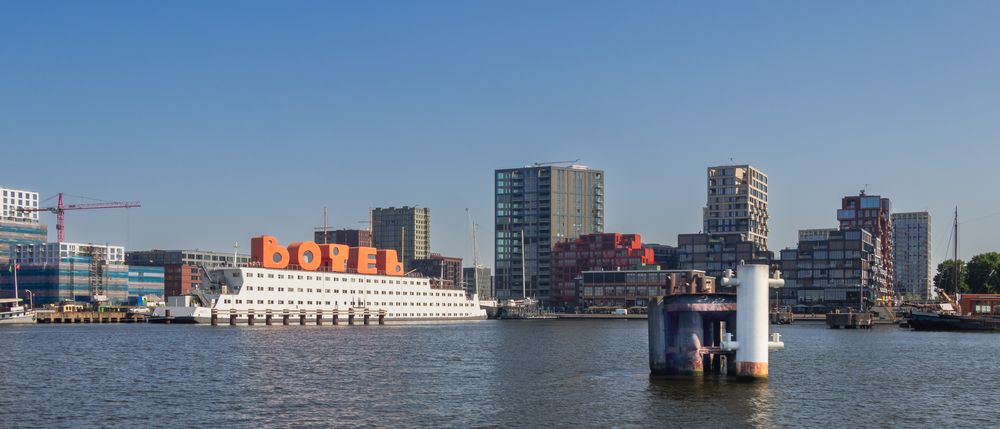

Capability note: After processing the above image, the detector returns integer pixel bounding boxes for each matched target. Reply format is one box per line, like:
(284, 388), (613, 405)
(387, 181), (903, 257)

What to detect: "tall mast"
(323, 207), (329, 244)
(954, 207), (959, 298)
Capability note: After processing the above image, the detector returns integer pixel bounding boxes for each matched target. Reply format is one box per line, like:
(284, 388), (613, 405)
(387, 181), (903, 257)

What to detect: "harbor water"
(0, 321), (997, 428)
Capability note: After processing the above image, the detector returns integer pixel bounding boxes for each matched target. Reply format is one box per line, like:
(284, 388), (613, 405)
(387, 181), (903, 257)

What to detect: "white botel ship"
(152, 235), (486, 324)
(152, 266), (487, 323)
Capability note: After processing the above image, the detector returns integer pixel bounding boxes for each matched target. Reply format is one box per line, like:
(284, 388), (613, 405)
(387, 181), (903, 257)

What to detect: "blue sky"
(2, 1), (999, 268)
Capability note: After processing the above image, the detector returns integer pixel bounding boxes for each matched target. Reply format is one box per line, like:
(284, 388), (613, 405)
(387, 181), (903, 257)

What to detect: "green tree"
(966, 252), (1000, 294)
(933, 259), (967, 295)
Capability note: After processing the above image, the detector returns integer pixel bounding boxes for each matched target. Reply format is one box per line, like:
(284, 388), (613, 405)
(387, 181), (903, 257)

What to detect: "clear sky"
(3, 1), (999, 268)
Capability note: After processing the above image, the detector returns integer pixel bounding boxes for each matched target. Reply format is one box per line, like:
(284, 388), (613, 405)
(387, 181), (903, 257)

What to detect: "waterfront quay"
(35, 310), (148, 324)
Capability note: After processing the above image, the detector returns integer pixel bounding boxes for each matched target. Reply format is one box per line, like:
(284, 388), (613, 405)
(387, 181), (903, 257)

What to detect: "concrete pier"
(649, 263), (785, 381)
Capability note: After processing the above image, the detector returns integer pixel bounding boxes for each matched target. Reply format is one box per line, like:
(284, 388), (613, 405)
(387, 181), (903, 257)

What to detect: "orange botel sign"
(250, 235), (404, 276)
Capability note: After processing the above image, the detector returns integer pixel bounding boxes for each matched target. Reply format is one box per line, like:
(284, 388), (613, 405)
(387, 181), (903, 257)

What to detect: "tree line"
(933, 251), (1000, 295)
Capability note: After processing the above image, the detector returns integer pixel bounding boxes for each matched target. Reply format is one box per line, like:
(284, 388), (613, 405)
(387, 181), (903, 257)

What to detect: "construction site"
(0, 190), (158, 308)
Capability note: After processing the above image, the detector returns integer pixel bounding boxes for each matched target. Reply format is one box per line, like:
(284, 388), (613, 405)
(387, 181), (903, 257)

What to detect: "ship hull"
(908, 311), (1000, 331)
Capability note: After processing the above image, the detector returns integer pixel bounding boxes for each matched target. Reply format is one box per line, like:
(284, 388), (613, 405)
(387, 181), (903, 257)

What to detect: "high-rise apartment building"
(371, 206), (430, 270)
(494, 164), (604, 303)
(837, 192), (894, 297)
(892, 212), (932, 300)
(703, 165), (769, 250)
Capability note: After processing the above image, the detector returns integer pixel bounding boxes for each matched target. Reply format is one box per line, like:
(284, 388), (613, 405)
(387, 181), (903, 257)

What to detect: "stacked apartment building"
(677, 165), (773, 279)
(779, 229), (887, 311)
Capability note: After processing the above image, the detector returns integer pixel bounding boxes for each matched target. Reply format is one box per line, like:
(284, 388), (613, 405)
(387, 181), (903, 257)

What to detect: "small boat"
(1, 261), (35, 325)
(0, 298), (36, 325)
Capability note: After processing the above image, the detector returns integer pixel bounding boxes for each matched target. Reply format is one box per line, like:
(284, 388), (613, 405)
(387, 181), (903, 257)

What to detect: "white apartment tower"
(892, 212), (933, 300)
(703, 165), (769, 250)
(1, 187), (40, 223)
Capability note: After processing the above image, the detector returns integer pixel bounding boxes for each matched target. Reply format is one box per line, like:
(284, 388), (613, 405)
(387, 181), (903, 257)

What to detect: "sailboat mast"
(954, 207), (959, 299)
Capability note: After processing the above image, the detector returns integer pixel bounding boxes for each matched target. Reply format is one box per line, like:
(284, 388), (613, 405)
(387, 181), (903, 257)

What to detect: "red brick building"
(551, 233), (654, 307)
(411, 253), (464, 290)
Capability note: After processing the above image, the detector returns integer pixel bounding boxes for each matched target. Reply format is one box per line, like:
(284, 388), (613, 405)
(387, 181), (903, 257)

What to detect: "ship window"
(257, 300), (264, 304)
(236, 300), (242, 304)
(278, 287), (284, 292)
(298, 301), (303, 305)
(298, 275), (303, 280)
(258, 274), (264, 278)
(298, 288), (304, 292)
(268, 287), (274, 291)
(268, 274), (274, 278)
(278, 300), (284, 304)
(278, 275), (284, 279)
(307, 301), (313, 305)
(268, 300), (274, 304)
(224, 299), (231, 303)
(325, 301), (330, 305)
(307, 289), (313, 293)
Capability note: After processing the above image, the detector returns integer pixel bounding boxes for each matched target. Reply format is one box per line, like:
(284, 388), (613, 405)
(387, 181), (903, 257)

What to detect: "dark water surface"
(0, 320), (996, 428)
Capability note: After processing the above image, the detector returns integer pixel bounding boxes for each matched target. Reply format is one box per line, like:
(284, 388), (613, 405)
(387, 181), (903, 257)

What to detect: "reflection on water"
(0, 321), (996, 428)
(645, 377), (774, 427)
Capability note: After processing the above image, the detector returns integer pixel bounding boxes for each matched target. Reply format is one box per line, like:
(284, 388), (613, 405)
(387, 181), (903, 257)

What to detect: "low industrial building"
(580, 269), (715, 309)
(127, 265), (165, 302)
(410, 253), (463, 289)
(126, 249), (249, 297)
(314, 228), (372, 247)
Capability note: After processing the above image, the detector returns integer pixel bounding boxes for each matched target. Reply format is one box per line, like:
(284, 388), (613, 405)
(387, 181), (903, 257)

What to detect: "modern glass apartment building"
(494, 164), (604, 303)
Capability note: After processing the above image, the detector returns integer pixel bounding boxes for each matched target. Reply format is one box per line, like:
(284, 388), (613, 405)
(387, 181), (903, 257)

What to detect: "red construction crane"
(18, 193), (141, 242)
